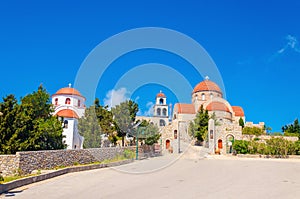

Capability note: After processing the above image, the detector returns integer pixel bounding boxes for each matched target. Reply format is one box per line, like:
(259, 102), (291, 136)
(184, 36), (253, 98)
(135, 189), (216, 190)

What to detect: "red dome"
(55, 109), (79, 119)
(193, 80), (222, 94)
(232, 106), (244, 117)
(206, 101), (230, 112)
(53, 87), (83, 97)
(156, 91), (166, 98)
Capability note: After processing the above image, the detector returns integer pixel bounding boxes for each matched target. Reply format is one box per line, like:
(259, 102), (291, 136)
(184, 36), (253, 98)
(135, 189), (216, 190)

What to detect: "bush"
(123, 149), (135, 159)
(242, 127), (264, 136)
(233, 137), (300, 156)
(232, 140), (249, 154)
(0, 174), (4, 182)
(145, 134), (161, 145)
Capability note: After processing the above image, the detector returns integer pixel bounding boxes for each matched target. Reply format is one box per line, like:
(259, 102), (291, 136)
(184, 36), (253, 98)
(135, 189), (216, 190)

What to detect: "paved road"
(2, 149), (300, 199)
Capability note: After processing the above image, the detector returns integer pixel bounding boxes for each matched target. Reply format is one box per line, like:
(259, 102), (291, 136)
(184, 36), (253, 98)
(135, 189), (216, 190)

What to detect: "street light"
(131, 121), (142, 160)
(136, 126), (145, 160)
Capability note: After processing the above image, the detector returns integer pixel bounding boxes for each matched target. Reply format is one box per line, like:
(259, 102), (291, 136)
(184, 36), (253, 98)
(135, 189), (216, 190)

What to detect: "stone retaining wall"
(0, 155), (19, 176)
(0, 146), (157, 176)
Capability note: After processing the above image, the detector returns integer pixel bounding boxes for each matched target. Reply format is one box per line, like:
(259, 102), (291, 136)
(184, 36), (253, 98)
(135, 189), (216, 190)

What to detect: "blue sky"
(1, 0), (300, 132)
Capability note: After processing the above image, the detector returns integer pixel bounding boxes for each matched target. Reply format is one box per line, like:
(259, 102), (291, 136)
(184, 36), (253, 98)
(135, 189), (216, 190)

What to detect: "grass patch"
(0, 174), (37, 184)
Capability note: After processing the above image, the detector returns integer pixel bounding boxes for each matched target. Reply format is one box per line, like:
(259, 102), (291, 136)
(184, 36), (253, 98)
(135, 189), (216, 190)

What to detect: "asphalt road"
(2, 150), (300, 199)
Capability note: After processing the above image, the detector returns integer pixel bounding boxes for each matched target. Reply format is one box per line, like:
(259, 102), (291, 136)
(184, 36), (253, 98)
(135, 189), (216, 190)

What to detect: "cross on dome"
(68, 83), (72, 88)
(205, 76), (209, 80)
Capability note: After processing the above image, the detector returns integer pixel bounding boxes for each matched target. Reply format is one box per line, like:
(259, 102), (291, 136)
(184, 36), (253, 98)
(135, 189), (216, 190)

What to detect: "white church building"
(51, 84), (85, 149)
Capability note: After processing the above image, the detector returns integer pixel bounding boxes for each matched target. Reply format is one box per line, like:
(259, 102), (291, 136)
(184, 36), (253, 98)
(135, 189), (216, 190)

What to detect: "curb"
(0, 159), (133, 194)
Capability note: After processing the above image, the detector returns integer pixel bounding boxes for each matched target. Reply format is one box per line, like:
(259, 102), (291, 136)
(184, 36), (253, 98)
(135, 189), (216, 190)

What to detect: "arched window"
(201, 93), (205, 100)
(65, 98), (71, 105)
(173, 114), (177, 120)
(78, 100), (81, 107)
(55, 98), (58, 106)
(163, 108), (167, 116)
(210, 93), (213, 99)
(159, 119), (166, 126)
(63, 120), (68, 129)
(157, 108), (161, 116)
(159, 98), (164, 104)
(174, 130), (178, 139)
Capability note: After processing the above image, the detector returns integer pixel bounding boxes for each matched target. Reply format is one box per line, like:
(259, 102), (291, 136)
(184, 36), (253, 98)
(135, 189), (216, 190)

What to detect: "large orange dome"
(53, 87), (83, 97)
(193, 79), (222, 94)
(206, 101), (230, 112)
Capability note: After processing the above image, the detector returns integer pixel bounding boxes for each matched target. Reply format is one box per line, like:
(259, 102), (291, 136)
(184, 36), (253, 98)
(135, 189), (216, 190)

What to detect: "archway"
(166, 140), (170, 149)
(226, 135), (234, 154)
(160, 119), (166, 126)
(218, 139), (223, 149)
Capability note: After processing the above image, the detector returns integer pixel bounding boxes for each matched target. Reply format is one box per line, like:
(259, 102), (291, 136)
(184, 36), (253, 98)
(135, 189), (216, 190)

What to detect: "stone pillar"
(208, 119), (215, 154)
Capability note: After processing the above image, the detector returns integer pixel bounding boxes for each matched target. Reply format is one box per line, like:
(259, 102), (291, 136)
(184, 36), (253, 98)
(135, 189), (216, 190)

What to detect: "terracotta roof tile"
(56, 109), (79, 119)
(53, 87), (83, 98)
(206, 101), (230, 112)
(193, 80), (222, 94)
(232, 106), (244, 117)
(174, 103), (195, 114)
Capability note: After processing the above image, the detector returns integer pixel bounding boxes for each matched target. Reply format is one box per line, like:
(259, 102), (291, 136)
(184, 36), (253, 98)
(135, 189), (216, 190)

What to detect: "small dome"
(206, 101), (230, 112)
(56, 109), (79, 119)
(156, 91), (166, 98)
(53, 87), (83, 97)
(232, 106), (244, 117)
(193, 79), (222, 94)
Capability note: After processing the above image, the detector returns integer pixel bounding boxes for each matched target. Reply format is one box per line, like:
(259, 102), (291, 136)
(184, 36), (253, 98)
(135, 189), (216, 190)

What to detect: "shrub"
(232, 140), (249, 154)
(123, 149), (135, 159)
(0, 174), (4, 182)
(242, 127), (264, 136)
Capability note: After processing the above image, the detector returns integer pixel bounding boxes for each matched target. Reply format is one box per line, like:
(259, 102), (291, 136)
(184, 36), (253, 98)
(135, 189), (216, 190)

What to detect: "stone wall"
(0, 146), (156, 177)
(241, 135), (298, 142)
(0, 155), (19, 176)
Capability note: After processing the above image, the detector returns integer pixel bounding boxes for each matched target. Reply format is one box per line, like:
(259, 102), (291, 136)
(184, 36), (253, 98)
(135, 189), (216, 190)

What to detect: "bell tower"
(153, 91), (169, 127)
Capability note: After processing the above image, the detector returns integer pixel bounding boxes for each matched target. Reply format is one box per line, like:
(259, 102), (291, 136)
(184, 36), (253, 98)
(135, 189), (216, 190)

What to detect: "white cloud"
(103, 88), (129, 109)
(277, 35), (300, 54)
(143, 101), (154, 116)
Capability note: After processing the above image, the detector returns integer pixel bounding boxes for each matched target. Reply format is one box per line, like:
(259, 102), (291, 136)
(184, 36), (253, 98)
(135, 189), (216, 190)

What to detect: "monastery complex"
(51, 77), (265, 154)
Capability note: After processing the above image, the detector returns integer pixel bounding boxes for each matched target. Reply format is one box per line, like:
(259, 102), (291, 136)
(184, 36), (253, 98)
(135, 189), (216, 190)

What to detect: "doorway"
(166, 140), (170, 149)
(218, 139), (223, 149)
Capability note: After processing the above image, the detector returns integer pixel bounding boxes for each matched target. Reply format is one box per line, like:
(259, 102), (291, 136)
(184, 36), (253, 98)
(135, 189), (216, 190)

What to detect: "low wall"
(0, 155), (19, 176)
(241, 135), (298, 142)
(0, 146), (157, 176)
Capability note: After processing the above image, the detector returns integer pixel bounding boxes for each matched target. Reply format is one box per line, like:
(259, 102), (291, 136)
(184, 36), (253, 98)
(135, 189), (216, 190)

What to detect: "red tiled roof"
(193, 80), (222, 94)
(55, 109), (79, 119)
(232, 106), (244, 117)
(156, 92), (166, 98)
(174, 103), (195, 114)
(53, 87), (83, 97)
(206, 101), (230, 112)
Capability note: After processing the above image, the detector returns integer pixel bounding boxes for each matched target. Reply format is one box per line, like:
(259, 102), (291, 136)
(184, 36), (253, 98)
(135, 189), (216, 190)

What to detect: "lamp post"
(131, 121), (142, 160)
(136, 126), (145, 160)
(177, 121), (182, 154)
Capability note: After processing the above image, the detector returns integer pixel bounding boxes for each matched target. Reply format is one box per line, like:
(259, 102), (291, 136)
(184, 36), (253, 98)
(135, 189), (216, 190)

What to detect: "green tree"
(189, 105), (209, 142)
(112, 100), (139, 146)
(0, 86), (65, 154)
(78, 105), (102, 148)
(137, 120), (160, 145)
(242, 126), (264, 136)
(282, 119), (300, 138)
(263, 125), (272, 134)
(93, 98), (117, 144)
(0, 95), (19, 154)
(239, 117), (244, 129)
